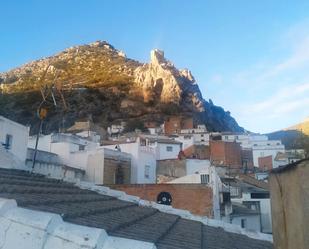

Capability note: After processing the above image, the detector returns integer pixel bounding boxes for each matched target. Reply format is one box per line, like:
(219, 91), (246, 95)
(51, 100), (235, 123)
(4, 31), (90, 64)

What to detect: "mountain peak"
(150, 49), (165, 65)
(0, 40), (243, 134)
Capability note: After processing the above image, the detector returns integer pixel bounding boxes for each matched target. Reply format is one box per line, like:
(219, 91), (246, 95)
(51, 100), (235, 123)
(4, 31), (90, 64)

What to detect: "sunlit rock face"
(134, 49), (204, 112)
(0, 41), (243, 133)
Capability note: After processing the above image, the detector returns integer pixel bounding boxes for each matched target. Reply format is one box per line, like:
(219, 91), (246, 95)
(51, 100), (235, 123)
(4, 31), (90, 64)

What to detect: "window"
(166, 146), (173, 152)
(144, 165), (150, 179)
(201, 134), (204, 137)
(241, 219), (247, 228)
(225, 136), (228, 140)
(200, 174), (209, 184)
(5, 134), (13, 150)
(251, 193), (270, 199)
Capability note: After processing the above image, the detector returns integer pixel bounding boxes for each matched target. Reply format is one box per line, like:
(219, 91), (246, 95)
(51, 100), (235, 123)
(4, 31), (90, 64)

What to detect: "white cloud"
(248, 82), (309, 114)
(259, 35), (309, 80)
(230, 20), (309, 132)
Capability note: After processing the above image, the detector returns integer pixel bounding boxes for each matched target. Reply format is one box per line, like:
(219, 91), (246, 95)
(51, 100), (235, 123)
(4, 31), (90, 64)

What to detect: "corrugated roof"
(0, 168), (273, 249)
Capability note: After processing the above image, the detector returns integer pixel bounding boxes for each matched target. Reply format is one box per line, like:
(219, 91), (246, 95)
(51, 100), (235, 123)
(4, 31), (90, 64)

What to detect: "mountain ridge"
(284, 117), (309, 135)
(0, 40), (243, 134)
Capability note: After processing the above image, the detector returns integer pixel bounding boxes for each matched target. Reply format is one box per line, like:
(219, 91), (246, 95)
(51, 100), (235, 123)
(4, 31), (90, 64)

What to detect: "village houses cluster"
(0, 115), (306, 235)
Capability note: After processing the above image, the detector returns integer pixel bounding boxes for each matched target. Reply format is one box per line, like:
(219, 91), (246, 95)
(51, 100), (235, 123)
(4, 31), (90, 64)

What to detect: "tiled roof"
(0, 168), (273, 249)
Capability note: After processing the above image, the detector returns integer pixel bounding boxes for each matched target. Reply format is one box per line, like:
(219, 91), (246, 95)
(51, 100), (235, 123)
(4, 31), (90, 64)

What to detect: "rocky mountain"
(0, 40), (243, 134)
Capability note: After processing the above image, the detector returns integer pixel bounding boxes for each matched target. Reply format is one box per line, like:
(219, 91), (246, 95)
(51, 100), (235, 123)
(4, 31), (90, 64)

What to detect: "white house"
(107, 123), (125, 136)
(250, 139), (285, 168)
(144, 136), (182, 160)
(221, 133), (251, 147)
(229, 202), (261, 232)
(28, 133), (132, 184)
(180, 124), (207, 134)
(0, 116), (29, 169)
(176, 125), (209, 149)
(222, 133), (285, 168)
(28, 133), (99, 164)
(103, 137), (157, 184)
(222, 176), (272, 234)
(232, 191), (272, 234)
(168, 165), (223, 220)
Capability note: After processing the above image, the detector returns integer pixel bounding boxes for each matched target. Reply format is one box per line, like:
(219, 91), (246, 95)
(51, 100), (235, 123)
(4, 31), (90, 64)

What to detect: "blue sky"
(1, 0), (309, 133)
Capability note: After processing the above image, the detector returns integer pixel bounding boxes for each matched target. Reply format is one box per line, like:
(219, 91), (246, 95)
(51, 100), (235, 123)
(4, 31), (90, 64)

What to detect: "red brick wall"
(164, 117), (182, 135)
(241, 149), (254, 169)
(109, 184), (213, 217)
(164, 117), (194, 135)
(182, 118), (194, 129)
(258, 155), (273, 171)
(183, 145), (210, 159)
(210, 141), (242, 168)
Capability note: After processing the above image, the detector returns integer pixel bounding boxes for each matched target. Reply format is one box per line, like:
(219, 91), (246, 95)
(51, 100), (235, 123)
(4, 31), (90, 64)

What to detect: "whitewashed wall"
(0, 116), (29, 163)
(231, 215), (261, 232)
(234, 193), (272, 234)
(186, 159), (211, 175)
(155, 143), (181, 160)
(103, 141), (156, 184)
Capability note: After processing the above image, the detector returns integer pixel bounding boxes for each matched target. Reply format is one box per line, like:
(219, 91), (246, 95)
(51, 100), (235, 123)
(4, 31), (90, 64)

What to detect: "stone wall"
(108, 184), (213, 217)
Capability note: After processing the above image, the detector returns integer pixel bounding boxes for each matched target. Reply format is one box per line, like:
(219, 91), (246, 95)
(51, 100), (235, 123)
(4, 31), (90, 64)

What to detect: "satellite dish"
(157, 192), (172, 206)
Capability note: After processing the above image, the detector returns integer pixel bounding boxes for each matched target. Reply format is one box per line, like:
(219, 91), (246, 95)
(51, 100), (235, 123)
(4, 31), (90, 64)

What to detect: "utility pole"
(32, 106), (47, 171)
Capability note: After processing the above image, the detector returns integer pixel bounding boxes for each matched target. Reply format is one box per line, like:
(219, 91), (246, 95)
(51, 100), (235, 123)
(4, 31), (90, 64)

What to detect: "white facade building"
(230, 202), (261, 232)
(233, 192), (272, 234)
(176, 125), (209, 149)
(222, 133), (285, 168)
(169, 165), (223, 220)
(0, 116), (29, 168)
(107, 123), (125, 135)
(250, 139), (285, 168)
(175, 133), (209, 149)
(185, 159), (211, 175)
(146, 138), (182, 160)
(28, 133), (132, 184)
(103, 137), (157, 184)
(28, 133), (99, 164)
